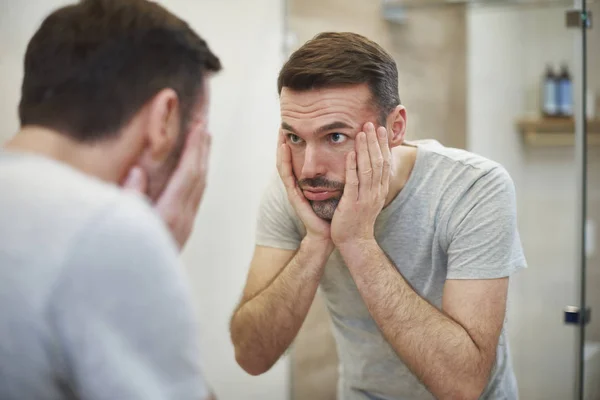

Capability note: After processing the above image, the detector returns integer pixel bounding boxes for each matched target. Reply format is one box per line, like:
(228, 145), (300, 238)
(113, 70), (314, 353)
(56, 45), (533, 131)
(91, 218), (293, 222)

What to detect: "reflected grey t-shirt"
(255, 140), (527, 400)
(0, 151), (209, 400)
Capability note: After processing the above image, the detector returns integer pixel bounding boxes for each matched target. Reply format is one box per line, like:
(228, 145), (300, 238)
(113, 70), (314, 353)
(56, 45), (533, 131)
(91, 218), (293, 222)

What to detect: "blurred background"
(0, 0), (598, 399)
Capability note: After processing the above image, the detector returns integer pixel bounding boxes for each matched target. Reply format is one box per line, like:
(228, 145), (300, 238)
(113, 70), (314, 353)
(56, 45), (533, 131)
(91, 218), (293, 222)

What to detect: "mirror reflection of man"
(231, 32), (527, 400)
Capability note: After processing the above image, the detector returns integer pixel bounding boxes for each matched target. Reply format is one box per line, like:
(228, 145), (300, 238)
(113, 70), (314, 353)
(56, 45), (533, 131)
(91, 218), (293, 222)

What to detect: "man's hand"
(331, 122), (391, 246)
(123, 122), (212, 250)
(277, 132), (332, 247)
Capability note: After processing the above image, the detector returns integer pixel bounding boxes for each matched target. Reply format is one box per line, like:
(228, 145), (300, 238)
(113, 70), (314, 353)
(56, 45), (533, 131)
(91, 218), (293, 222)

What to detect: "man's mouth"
(302, 188), (339, 201)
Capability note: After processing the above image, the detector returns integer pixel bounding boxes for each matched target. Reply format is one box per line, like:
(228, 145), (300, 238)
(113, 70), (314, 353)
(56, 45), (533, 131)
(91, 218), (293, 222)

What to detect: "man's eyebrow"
(281, 122), (296, 133)
(315, 121), (354, 134)
(280, 121), (355, 135)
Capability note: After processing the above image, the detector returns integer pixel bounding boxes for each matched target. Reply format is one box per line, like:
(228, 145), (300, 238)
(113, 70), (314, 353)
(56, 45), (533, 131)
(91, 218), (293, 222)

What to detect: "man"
(230, 32), (527, 400)
(0, 1), (220, 399)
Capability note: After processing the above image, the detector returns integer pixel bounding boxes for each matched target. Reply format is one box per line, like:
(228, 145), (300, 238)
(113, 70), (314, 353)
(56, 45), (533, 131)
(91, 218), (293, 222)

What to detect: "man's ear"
(386, 105), (407, 148)
(144, 88), (181, 162)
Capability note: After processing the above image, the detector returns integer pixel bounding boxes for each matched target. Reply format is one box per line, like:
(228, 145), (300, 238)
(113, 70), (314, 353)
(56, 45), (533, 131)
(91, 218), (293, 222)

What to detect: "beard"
(298, 176), (345, 221)
(309, 197), (341, 220)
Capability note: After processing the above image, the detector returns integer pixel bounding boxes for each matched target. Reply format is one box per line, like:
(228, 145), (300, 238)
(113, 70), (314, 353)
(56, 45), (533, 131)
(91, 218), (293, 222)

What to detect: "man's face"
(279, 84), (381, 220)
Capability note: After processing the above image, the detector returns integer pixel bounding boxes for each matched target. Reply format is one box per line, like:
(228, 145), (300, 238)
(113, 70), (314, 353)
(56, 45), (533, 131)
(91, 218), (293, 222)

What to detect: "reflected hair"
(277, 32), (400, 124)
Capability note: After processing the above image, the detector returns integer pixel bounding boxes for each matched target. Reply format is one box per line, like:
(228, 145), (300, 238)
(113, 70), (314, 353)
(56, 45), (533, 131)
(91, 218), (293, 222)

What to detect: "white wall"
(0, 1), (289, 399)
(173, 1), (290, 399)
(468, 5), (600, 399)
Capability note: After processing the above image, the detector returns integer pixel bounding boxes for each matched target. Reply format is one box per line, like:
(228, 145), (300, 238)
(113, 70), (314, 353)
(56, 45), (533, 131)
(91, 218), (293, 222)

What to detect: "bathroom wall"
(0, 1), (290, 399)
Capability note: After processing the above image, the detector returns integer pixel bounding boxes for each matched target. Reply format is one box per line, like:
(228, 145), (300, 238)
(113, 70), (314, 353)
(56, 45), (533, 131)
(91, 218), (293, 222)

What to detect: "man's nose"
(300, 145), (326, 180)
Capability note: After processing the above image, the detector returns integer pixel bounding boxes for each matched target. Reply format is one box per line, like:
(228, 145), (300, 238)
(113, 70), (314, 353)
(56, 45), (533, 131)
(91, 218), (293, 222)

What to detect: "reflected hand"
(331, 122), (391, 247)
(277, 132), (332, 246)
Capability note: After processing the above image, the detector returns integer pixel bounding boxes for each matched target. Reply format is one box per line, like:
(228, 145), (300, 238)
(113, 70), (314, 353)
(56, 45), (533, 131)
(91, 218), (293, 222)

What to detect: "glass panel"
(584, 2), (600, 399)
(469, 4), (581, 398)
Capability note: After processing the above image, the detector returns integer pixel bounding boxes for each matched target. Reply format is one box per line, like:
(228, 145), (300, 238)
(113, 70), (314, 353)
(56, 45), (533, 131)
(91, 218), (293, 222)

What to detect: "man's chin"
(309, 198), (339, 221)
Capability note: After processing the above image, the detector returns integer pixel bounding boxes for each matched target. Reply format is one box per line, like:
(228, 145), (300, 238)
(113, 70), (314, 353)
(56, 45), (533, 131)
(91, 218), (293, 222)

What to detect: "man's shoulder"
(69, 185), (176, 265)
(0, 151), (174, 264)
(0, 150), (131, 214)
(410, 139), (502, 176)
(406, 140), (516, 218)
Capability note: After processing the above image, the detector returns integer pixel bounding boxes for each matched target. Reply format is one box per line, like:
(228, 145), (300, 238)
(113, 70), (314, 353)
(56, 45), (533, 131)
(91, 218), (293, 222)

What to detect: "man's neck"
(384, 143), (418, 208)
(4, 126), (130, 185)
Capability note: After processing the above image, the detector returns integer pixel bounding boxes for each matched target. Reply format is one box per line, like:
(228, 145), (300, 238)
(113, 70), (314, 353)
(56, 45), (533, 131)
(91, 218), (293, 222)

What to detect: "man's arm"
(230, 237), (332, 376)
(338, 241), (507, 400)
(231, 135), (337, 376)
(48, 197), (213, 400)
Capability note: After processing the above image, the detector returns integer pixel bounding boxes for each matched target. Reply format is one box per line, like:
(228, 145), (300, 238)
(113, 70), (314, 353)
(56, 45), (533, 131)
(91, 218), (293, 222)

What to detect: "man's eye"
(330, 133), (348, 144)
(288, 134), (303, 144)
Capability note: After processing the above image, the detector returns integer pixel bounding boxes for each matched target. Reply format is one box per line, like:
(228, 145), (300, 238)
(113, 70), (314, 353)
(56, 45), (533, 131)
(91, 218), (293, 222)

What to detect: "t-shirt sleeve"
(445, 166), (527, 280)
(255, 172), (303, 251)
(47, 195), (211, 400)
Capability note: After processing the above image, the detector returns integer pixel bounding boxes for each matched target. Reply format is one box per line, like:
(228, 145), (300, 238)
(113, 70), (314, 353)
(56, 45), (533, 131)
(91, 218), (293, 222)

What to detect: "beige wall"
(286, 1), (467, 398)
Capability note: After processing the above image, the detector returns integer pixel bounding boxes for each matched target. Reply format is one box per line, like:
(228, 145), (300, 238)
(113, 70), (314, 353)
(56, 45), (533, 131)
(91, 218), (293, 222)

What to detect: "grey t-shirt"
(255, 140), (527, 400)
(0, 151), (209, 400)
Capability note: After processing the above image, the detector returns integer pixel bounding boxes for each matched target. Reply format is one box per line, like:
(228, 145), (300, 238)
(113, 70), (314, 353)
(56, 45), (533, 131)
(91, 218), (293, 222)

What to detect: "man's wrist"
(301, 235), (334, 256)
(336, 237), (378, 255)
(336, 237), (380, 271)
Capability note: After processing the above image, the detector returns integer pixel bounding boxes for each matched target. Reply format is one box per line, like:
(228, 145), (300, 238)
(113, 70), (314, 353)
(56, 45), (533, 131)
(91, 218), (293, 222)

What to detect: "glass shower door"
(579, 1), (600, 398)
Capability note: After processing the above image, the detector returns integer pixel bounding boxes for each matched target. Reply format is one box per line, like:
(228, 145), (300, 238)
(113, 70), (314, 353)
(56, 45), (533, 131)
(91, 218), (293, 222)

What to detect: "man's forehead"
(279, 85), (372, 108)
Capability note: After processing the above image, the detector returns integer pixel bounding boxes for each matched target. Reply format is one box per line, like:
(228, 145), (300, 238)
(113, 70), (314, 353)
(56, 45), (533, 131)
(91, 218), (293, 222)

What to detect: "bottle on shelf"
(542, 64), (558, 118)
(557, 63), (573, 117)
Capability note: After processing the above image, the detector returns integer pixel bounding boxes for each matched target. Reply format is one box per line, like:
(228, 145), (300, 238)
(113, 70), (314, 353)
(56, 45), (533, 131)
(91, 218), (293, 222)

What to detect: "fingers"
(377, 126), (392, 185)
(365, 123), (383, 191)
(182, 125), (211, 213)
(277, 142), (296, 192)
(275, 134), (321, 224)
(155, 124), (211, 249)
(276, 134), (283, 171)
(344, 151), (358, 202)
(276, 131), (286, 169)
(355, 131), (371, 198)
(158, 126), (206, 208)
(185, 123), (211, 180)
(277, 143), (306, 205)
(122, 166), (148, 195)
(189, 128), (211, 210)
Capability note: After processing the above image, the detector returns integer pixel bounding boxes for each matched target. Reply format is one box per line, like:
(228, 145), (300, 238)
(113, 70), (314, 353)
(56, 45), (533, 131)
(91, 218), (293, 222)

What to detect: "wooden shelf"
(516, 117), (600, 147)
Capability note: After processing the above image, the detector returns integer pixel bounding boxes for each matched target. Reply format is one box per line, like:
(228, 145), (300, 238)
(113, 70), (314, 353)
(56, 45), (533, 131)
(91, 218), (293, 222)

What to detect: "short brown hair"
(19, 0), (221, 142)
(277, 32), (400, 123)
